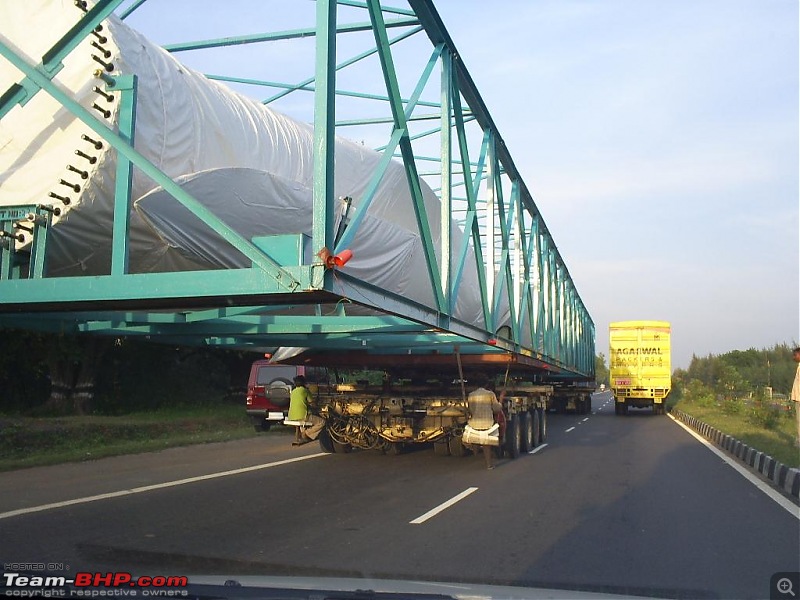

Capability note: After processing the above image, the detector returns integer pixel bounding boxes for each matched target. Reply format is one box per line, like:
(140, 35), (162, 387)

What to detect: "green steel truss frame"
(0, 0), (594, 379)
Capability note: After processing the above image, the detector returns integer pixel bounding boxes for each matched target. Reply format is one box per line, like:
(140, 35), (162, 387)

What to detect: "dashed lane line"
(565, 426), (576, 433)
(410, 487), (479, 524)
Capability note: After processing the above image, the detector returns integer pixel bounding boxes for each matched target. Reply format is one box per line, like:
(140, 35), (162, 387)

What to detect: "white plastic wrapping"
(0, 1), (509, 331)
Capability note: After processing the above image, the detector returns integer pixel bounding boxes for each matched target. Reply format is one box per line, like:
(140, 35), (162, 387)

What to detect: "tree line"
(673, 344), (796, 400)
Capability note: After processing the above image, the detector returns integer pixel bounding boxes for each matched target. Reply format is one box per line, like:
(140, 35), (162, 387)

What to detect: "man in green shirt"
(288, 375), (324, 445)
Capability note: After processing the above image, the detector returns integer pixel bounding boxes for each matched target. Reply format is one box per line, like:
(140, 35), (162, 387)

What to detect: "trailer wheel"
(538, 408), (547, 443)
(532, 409), (542, 448)
(505, 416), (521, 459)
(448, 434), (468, 457)
(333, 440), (352, 454)
(433, 440), (451, 456)
(520, 412), (534, 453)
(318, 429), (335, 453)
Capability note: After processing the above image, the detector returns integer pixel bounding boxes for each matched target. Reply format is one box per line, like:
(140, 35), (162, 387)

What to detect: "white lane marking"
(668, 415), (799, 519)
(528, 443), (549, 455)
(582, 418), (589, 422)
(410, 487), (479, 524)
(565, 426), (576, 432)
(0, 453), (329, 521)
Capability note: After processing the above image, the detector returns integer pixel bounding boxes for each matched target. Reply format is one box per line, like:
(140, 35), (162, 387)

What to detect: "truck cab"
(245, 361), (326, 431)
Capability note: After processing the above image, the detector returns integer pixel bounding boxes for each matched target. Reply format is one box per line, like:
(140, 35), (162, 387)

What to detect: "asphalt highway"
(1, 391), (798, 599)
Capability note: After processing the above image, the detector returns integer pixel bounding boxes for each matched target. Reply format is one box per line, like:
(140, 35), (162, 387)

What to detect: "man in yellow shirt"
(288, 375), (325, 445)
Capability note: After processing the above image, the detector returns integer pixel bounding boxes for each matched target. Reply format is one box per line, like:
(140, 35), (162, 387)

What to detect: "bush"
(683, 379), (716, 407)
(748, 403), (782, 430)
(721, 398), (744, 415)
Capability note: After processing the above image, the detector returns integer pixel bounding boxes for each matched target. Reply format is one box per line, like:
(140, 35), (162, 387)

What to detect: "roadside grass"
(0, 404), (290, 472)
(672, 398), (799, 468)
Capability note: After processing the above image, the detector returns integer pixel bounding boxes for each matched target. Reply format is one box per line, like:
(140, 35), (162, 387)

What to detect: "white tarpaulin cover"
(0, 1), (510, 331)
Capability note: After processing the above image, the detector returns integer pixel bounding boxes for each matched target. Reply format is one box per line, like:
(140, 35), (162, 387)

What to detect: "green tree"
(595, 353), (609, 386)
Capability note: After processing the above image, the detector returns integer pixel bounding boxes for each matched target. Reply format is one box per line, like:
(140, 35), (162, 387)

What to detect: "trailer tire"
(433, 440), (451, 456)
(448, 434), (469, 457)
(538, 408), (547, 442)
(520, 411), (534, 453)
(505, 415), (521, 459)
(532, 409), (542, 448)
(333, 440), (352, 454)
(318, 429), (335, 453)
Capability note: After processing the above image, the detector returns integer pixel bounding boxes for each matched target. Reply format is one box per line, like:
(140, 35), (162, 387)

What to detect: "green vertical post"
(440, 48), (452, 314)
(366, 0), (445, 312)
(30, 209), (51, 279)
(312, 0), (337, 288)
(111, 75), (136, 276)
(554, 262), (563, 362)
(0, 234), (11, 281)
(512, 183), (523, 316)
(536, 223), (546, 353)
(485, 134), (496, 319)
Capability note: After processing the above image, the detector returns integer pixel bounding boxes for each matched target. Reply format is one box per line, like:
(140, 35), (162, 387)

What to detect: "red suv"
(245, 361), (326, 431)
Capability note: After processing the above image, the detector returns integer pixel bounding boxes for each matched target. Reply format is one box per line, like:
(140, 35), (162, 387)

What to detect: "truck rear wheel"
(520, 412), (534, 453)
(538, 408), (547, 442)
(505, 416), (521, 459)
(318, 429), (335, 453)
(532, 409), (542, 448)
(333, 440), (352, 454)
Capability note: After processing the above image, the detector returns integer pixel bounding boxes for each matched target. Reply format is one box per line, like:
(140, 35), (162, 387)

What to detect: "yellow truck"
(609, 321), (671, 415)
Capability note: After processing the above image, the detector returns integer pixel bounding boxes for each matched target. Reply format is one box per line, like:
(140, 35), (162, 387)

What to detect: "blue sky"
(120, 0), (798, 369)
(433, 0), (799, 368)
